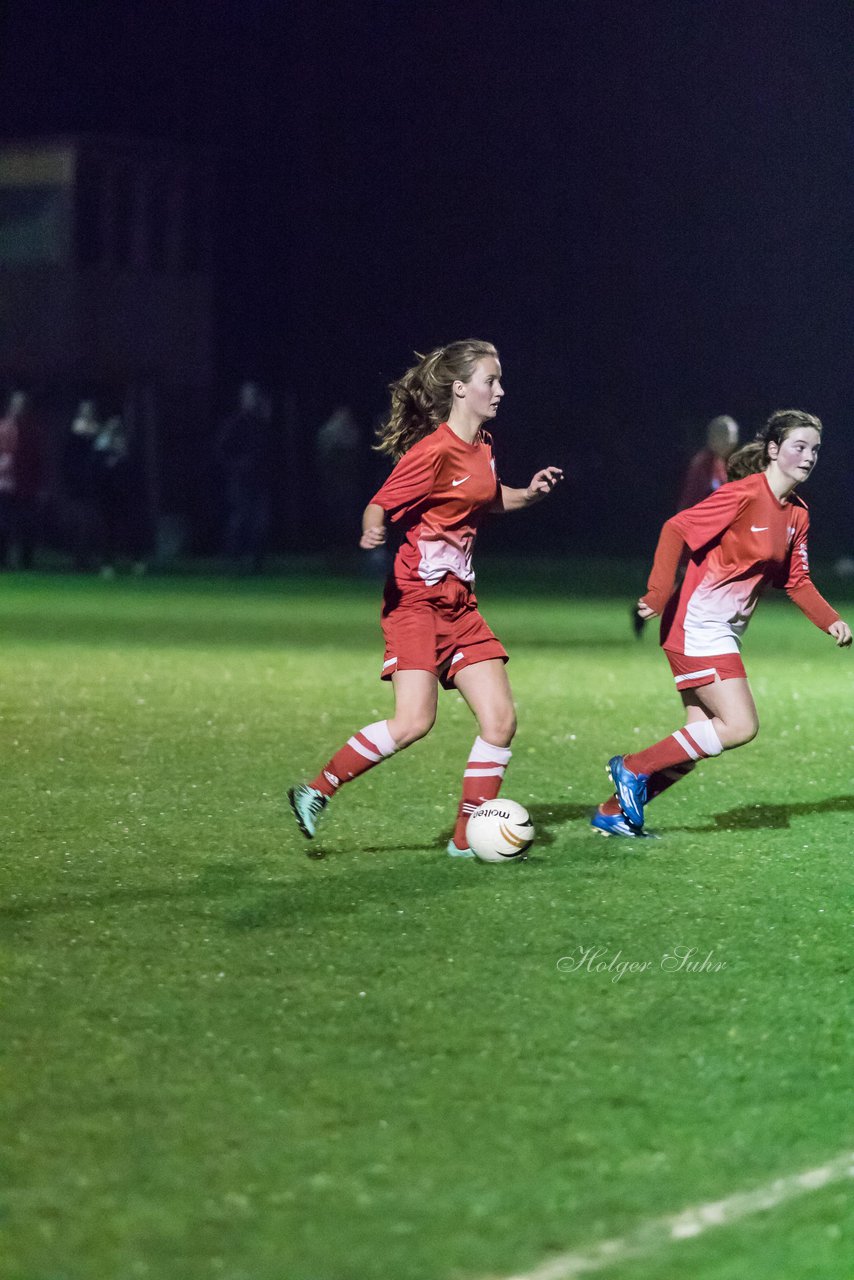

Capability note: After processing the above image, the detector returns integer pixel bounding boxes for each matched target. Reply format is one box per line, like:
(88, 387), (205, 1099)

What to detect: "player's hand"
(360, 525), (387, 550)
(525, 466), (564, 501)
(828, 619), (852, 647)
(637, 599), (658, 620)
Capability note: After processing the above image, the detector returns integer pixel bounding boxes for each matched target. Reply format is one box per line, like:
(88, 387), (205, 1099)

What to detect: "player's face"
(768, 428), (821, 486)
(462, 357), (504, 422)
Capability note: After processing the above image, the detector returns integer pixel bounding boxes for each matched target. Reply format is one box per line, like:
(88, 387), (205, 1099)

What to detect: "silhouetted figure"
(214, 381), (273, 573)
(0, 390), (44, 569)
(677, 414), (740, 511)
(632, 414), (740, 637)
(62, 399), (101, 570)
(92, 415), (148, 576)
(315, 405), (363, 556)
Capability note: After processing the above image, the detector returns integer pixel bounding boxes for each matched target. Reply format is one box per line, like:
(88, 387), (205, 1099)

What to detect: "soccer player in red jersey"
(288, 340), (563, 855)
(595, 409), (852, 837)
(676, 414), (740, 511)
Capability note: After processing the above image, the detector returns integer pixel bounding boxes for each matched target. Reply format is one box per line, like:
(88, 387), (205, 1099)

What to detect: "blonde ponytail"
(374, 340), (498, 460)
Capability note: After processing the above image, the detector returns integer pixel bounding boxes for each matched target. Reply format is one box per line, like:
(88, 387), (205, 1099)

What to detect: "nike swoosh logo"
(750, 525), (769, 532)
(451, 476), (470, 487)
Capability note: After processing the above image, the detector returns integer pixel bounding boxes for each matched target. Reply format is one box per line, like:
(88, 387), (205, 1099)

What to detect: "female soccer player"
(288, 340), (563, 855)
(594, 409), (851, 837)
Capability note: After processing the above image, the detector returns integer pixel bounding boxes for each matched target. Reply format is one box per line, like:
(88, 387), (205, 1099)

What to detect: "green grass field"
(2, 564), (853, 1280)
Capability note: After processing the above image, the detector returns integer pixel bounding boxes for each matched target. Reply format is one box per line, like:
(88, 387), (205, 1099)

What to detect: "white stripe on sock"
(360, 720), (398, 757)
(687, 718), (723, 757)
(672, 729), (700, 761)
(348, 735), (383, 763)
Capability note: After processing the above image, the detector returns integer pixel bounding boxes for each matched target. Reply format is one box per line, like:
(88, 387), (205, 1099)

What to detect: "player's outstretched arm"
(495, 466), (564, 512)
(360, 502), (387, 549)
(637, 518), (686, 617)
(828, 619), (852, 647)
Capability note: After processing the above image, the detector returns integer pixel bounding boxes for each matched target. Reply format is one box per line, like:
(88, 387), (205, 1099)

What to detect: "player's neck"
(445, 412), (482, 445)
(764, 464), (797, 502)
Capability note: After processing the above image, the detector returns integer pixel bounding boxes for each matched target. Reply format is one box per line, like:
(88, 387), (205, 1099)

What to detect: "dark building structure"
(0, 136), (218, 553)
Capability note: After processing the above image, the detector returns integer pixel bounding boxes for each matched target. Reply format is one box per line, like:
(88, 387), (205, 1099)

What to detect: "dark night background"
(1, 0), (851, 556)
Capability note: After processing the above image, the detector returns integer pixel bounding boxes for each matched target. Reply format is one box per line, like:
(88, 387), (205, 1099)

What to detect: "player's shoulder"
(726, 472), (765, 495)
(418, 424), (461, 456)
(395, 426), (447, 467)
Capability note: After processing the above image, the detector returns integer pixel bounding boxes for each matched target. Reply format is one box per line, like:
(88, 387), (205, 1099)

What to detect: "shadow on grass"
(0, 861), (260, 929)
(0, 804), (632, 937)
(672, 794), (854, 833)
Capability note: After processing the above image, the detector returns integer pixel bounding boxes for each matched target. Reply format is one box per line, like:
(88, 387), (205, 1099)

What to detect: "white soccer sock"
(464, 735), (513, 777)
(360, 720), (399, 758)
(682, 719), (723, 758)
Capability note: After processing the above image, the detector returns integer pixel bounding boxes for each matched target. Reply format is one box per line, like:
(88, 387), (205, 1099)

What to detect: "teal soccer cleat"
(446, 839), (475, 859)
(288, 784), (328, 839)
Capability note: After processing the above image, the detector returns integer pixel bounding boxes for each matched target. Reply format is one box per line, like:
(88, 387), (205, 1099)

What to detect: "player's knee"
(393, 711), (436, 747)
(480, 707), (516, 748)
(724, 715), (759, 748)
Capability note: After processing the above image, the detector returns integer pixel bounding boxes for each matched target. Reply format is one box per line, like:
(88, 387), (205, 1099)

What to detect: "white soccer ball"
(466, 799), (535, 863)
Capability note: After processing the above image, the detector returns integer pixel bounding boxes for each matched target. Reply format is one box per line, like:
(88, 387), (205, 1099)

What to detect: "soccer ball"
(466, 799), (534, 863)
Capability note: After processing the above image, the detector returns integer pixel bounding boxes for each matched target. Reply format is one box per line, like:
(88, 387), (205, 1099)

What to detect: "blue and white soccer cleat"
(288, 784), (328, 839)
(446, 839), (475, 859)
(590, 807), (656, 838)
(607, 755), (649, 830)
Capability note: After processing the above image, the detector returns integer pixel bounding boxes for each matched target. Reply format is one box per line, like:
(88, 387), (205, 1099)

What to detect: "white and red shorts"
(380, 575), (508, 689)
(664, 648), (747, 690)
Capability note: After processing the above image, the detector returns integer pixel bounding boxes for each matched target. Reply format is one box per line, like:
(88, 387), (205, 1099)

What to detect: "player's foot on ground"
(590, 806), (657, 838)
(288, 784), (328, 839)
(607, 755), (649, 829)
(446, 839), (475, 859)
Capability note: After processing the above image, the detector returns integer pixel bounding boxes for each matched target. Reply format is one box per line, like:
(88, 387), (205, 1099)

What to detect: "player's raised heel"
(446, 839), (475, 859)
(288, 784), (328, 839)
(607, 755), (649, 829)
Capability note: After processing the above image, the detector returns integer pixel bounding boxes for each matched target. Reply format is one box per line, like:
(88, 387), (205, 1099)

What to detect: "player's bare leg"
(386, 669), (439, 747)
(681, 676), (759, 748)
(598, 674), (758, 833)
(448, 660), (517, 855)
(289, 670), (438, 846)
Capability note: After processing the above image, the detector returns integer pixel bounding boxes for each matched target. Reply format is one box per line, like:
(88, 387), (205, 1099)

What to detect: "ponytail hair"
(374, 339), (499, 460)
(727, 409), (822, 480)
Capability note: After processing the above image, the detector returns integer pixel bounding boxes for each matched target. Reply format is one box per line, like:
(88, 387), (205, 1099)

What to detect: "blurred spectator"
(214, 381), (274, 573)
(62, 399), (101, 570)
(0, 390), (44, 569)
(633, 413), (740, 637)
(91, 415), (148, 576)
(677, 414), (740, 511)
(315, 405), (363, 555)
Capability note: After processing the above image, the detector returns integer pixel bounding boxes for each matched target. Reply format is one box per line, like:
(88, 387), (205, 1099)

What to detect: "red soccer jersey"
(370, 423), (500, 589)
(677, 448), (729, 510)
(643, 472), (839, 657)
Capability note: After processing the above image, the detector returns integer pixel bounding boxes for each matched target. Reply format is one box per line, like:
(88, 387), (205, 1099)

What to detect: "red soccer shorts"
(664, 648), (747, 690)
(380, 575), (508, 689)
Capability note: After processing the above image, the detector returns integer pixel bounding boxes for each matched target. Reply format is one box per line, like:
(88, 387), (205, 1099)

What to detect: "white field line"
(497, 1150), (854, 1280)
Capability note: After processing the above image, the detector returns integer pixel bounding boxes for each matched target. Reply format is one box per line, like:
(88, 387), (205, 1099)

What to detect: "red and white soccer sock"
(598, 721), (721, 818)
(451, 736), (513, 850)
(624, 719), (723, 777)
(309, 720), (399, 798)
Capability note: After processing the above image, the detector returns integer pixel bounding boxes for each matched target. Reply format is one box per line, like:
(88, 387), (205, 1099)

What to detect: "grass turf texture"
(2, 566), (853, 1280)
